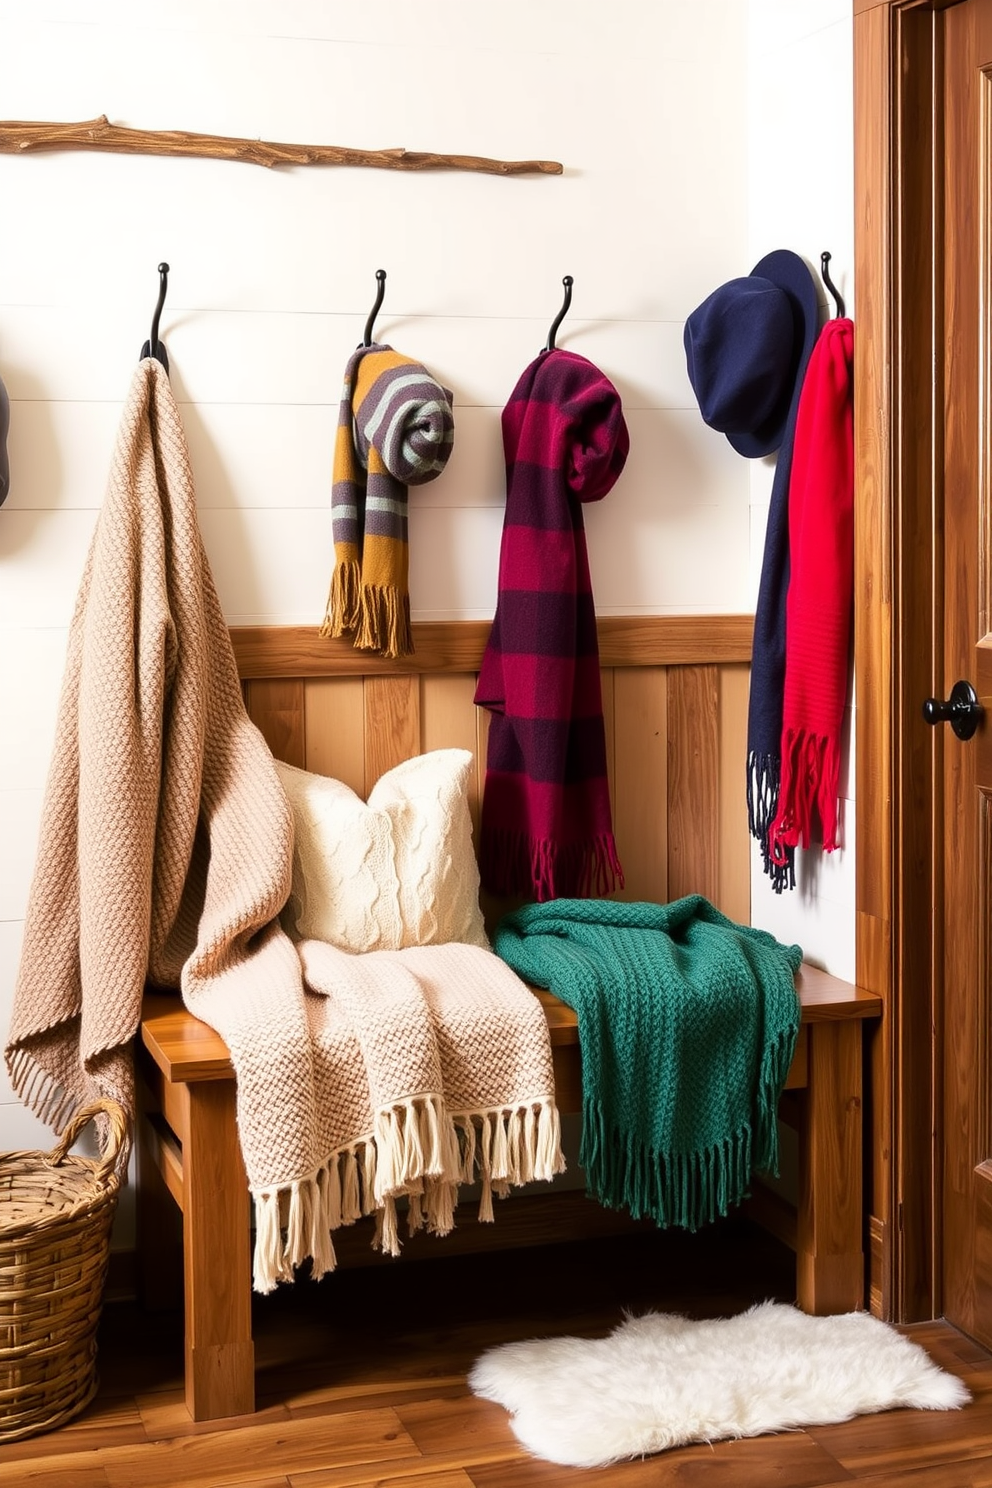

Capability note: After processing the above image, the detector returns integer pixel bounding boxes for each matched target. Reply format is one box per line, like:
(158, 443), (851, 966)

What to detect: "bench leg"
(183, 1080), (256, 1419)
(135, 1071), (183, 1310)
(796, 1021), (865, 1314)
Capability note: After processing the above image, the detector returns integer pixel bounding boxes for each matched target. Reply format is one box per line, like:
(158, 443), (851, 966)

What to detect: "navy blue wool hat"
(684, 249), (820, 459)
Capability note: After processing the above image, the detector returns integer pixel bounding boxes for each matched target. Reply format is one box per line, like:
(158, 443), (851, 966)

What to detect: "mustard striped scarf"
(321, 344), (454, 659)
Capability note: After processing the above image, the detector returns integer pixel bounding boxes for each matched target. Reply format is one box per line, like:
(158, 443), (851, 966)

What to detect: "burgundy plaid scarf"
(475, 349), (629, 902)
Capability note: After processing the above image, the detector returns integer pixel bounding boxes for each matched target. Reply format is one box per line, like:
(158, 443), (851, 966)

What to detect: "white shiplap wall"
(0, 2), (854, 1207)
(747, 0), (856, 979)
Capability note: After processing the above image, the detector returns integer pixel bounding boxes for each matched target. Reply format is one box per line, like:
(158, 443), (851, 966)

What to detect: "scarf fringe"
(250, 1097), (565, 1292)
(576, 1021), (794, 1233)
(746, 748), (795, 895)
(746, 748), (780, 842)
(319, 568), (413, 660)
(354, 584), (413, 660)
(768, 727), (842, 861)
(319, 558), (362, 639)
(482, 827), (624, 903)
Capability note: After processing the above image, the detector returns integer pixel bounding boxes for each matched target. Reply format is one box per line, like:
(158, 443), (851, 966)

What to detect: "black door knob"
(922, 680), (983, 740)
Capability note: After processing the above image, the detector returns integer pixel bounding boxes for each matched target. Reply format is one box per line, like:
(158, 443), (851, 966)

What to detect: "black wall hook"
(545, 275), (573, 351)
(140, 262), (170, 370)
(362, 269), (387, 347)
(820, 252), (845, 319)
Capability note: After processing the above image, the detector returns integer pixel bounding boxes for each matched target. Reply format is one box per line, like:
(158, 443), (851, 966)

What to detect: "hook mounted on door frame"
(362, 269), (387, 347)
(820, 251), (845, 319)
(545, 275), (574, 351)
(140, 262), (171, 370)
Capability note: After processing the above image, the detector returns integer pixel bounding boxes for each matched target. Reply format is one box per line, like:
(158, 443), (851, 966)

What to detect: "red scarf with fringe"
(767, 317), (854, 869)
(475, 349), (629, 902)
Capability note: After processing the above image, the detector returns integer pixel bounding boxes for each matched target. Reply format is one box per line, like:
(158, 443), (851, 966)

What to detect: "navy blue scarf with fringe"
(747, 389), (802, 893)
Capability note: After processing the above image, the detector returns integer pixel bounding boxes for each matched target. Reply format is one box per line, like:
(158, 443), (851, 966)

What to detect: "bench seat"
(136, 961), (881, 1422)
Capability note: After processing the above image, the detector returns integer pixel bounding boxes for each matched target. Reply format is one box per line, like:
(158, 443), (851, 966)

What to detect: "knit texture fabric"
(493, 896), (803, 1232)
(321, 343), (454, 659)
(767, 318), (855, 867)
(257, 938), (565, 1291)
(275, 750), (491, 953)
(474, 349), (628, 902)
(4, 356), (291, 1140)
(4, 358), (563, 1291)
(746, 268), (822, 894)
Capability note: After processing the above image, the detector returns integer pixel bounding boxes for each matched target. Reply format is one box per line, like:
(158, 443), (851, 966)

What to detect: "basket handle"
(46, 1098), (129, 1183)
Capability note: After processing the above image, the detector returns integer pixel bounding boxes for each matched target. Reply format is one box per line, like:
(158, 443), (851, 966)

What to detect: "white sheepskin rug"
(468, 1301), (970, 1468)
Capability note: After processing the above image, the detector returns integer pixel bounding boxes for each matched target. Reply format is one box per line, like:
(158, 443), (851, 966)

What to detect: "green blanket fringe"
(582, 1104), (752, 1230)
(493, 894), (803, 1233)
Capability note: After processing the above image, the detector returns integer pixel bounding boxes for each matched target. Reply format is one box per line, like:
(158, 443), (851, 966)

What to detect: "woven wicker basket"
(0, 1098), (127, 1443)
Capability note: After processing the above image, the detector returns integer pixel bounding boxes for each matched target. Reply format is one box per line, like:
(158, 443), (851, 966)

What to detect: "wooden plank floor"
(2, 1218), (990, 1488)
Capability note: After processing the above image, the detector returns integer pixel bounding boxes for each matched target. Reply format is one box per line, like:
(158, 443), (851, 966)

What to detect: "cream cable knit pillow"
(275, 749), (490, 953)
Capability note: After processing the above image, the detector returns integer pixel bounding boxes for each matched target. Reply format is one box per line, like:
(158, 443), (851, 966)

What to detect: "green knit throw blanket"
(493, 895), (802, 1232)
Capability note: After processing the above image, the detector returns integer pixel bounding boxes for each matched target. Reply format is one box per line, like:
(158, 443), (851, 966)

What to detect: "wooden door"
(940, 0), (992, 1346)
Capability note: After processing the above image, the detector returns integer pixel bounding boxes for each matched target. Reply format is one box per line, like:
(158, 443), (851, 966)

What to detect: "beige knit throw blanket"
(4, 358), (563, 1291)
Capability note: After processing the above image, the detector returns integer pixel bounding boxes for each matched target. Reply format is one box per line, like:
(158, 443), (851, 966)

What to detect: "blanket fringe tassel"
(6, 1048), (79, 1137)
(251, 1096), (564, 1293)
(5, 1047), (133, 1173)
(577, 1022), (797, 1234)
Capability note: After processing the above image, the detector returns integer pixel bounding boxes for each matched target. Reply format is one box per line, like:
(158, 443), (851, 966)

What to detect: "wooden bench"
(134, 618), (883, 1422)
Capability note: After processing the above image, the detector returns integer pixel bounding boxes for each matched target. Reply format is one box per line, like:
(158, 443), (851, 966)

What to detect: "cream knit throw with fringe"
(4, 358), (563, 1291)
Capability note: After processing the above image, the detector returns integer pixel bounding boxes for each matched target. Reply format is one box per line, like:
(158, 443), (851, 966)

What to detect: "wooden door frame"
(854, 0), (960, 1322)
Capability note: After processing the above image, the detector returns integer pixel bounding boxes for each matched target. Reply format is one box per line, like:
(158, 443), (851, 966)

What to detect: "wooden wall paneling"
(364, 674), (421, 787)
(302, 677), (366, 792)
(854, 0), (898, 1319)
(421, 672), (484, 828)
(717, 663), (751, 925)
(229, 614), (754, 681)
(232, 620), (760, 969)
(666, 665), (720, 903)
(230, 622), (492, 678)
(596, 614), (752, 666)
(854, 7), (896, 973)
(600, 667), (617, 848)
(421, 674), (481, 757)
(244, 679), (305, 767)
(611, 666), (668, 904)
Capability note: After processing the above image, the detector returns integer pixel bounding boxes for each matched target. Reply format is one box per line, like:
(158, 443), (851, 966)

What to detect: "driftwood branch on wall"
(0, 116), (564, 177)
